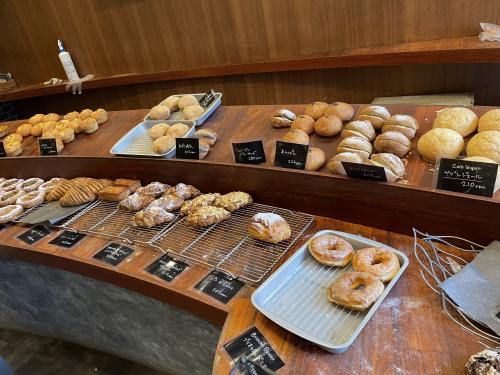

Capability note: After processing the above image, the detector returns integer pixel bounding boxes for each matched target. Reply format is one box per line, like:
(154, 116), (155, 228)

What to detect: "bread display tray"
(110, 120), (195, 158)
(251, 230), (409, 353)
(143, 92), (222, 126)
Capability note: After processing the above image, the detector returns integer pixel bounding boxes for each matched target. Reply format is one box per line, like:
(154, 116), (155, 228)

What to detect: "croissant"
(60, 185), (96, 207)
(45, 180), (74, 201)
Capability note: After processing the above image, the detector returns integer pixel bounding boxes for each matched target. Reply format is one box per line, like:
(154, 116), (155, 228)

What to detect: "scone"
(466, 131), (500, 163)
(79, 109), (93, 120)
(133, 207), (175, 228)
(213, 191), (253, 212)
(91, 108), (108, 124)
(97, 185), (131, 201)
(186, 206), (230, 227)
(114, 179), (141, 192)
(478, 109), (500, 132)
(433, 107), (478, 137)
(417, 128), (464, 162)
(248, 212), (291, 244)
(16, 123), (33, 137)
(28, 114), (45, 125)
(80, 118), (99, 134)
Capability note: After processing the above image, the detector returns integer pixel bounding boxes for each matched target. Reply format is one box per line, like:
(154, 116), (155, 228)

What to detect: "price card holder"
(0, 141), (6, 157)
(273, 141), (308, 170)
(145, 254), (188, 283)
(176, 138), (199, 160)
(232, 140), (266, 164)
(224, 326), (285, 372)
(342, 162), (387, 182)
(93, 243), (134, 266)
(38, 138), (58, 156)
(199, 88), (216, 108)
(49, 231), (86, 248)
(17, 225), (52, 245)
(435, 158), (498, 197)
(195, 270), (245, 304)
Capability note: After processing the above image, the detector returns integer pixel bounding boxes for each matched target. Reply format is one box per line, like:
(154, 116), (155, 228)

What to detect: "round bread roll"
(433, 107), (478, 137)
(28, 114), (45, 125)
(58, 128), (75, 143)
(149, 123), (170, 140)
(314, 115), (343, 137)
(182, 104), (204, 120)
(64, 111), (79, 121)
(327, 152), (364, 175)
(271, 108), (296, 128)
(4, 141), (22, 157)
(466, 131), (500, 163)
(178, 95), (198, 110)
(416, 128), (464, 162)
(161, 95), (179, 112)
(367, 153), (406, 182)
(374, 131), (412, 157)
(464, 156), (500, 192)
(305, 101), (329, 120)
(16, 123), (32, 137)
(44, 113), (60, 122)
(91, 108), (108, 124)
(356, 105), (390, 130)
(69, 118), (83, 134)
(382, 114), (419, 139)
(305, 147), (326, 171)
(31, 123), (44, 137)
(55, 120), (70, 131)
(282, 129), (309, 145)
(79, 109), (93, 120)
(324, 102), (354, 122)
(341, 120), (375, 141)
(478, 109), (500, 132)
(337, 136), (372, 159)
(291, 115), (315, 134)
(167, 123), (190, 138)
(3, 133), (23, 144)
(153, 135), (176, 154)
(149, 105), (170, 120)
(42, 121), (57, 132)
(81, 118), (99, 134)
(199, 140), (210, 160)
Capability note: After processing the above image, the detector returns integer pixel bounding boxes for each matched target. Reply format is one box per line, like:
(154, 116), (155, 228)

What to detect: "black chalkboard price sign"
(195, 270), (245, 304)
(0, 141), (6, 157)
(17, 225), (52, 245)
(145, 255), (188, 282)
(38, 138), (58, 155)
(176, 138), (199, 160)
(224, 326), (285, 372)
(342, 162), (387, 182)
(232, 140), (266, 164)
(93, 243), (134, 266)
(49, 231), (86, 248)
(436, 158), (498, 197)
(274, 141), (308, 170)
(199, 89), (216, 108)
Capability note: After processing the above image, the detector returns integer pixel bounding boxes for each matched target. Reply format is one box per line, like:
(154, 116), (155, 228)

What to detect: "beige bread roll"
(357, 105), (390, 130)
(382, 114), (419, 139)
(337, 136), (372, 159)
(44, 113), (60, 122)
(149, 123), (170, 140)
(182, 104), (204, 120)
(464, 156), (500, 192)
(80, 118), (99, 134)
(16, 123), (32, 137)
(4, 141), (23, 157)
(366, 153), (405, 182)
(58, 128), (75, 143)
(466, 131), (500, 163)
(0, 124), (7, 138)
(291, 115), (315, 134)
(178, 95), (198, 110)
(327, 152), (364, 175)
(55, 120), (70, 131)
(433, 107), (477, 137)
(374, 131), (412, 157)
(341, 120), (375, 141)
(153, 135), (176, 154)
(149, 105), (170, 120)
(28, 114), (45, 125)
(282, 129), (309, 145)
(3, 133), (23, 144)
(417, 128), (464, 162)
(194, 129), (217, 146)
(69, 118), (83, 134)
(161, 95), (180, 112)
(305, 147), (326, 171)
(478, 109), (500, 132)
(314, 115), (343, 137)
(271, 108), (296, 128)
(42, 121), (57, 133)
(305, 101), (329, 120)
(30, 123), (44, 137)
(324, 102), (354, 122)
(199, 140), (210, 159)
(79, 109), (93, 120)
(91, 108), (108, 124)
(167, 123), (190, 138)
(64, 111), (79, 121)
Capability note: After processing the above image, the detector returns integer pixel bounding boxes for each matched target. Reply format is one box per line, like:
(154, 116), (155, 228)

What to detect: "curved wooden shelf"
(2, 36), (500, 102)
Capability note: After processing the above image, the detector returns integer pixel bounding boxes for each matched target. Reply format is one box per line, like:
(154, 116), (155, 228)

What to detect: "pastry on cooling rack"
(16, 189), (45, 208)
(180, 193), (220, 216)
(0, 190), (26, 207)
(186, 206), (230, 227)
(133, 207), (175, 228)
(45, 180), (75, 201)
(119, 192), (155, 211)
(148, 194), (184, 212)
(0, 204), (24, 224)
(213, 191), (253, 212)
(17, 178), (44, 192)
(60, 185), (96, 207)
(165, 183), (201, 199)
(114, 179), (141, 193)
(97, 185), (131, 201)
(248, 212), (291, 244)
(137, 182), (171, 197)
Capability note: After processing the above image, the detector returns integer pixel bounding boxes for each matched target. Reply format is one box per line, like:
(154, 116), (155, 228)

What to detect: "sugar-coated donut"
(16, 189), (45, 208)
(327, 271), (384, 310)
(0, 205), (24, 224)
(352, 247), (400, 282)
(17, 178), (44, 192)
(0, 189), (26, 207)
(308, 234), (354, 266)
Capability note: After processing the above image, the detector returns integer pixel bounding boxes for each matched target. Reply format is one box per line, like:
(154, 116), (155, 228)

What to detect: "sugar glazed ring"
(0, 178), (23, 192)
(352, 247), (400, 282)
(0, 190), (26, 207)
(0, 204), (24, 224)
(308, 234), (354, 266)
(17, 178), (44, 192)
(16, 189), (45, 208)
(327, 271), (384, 310)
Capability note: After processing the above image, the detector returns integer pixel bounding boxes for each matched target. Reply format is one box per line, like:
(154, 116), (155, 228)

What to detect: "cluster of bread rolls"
(148, 95), (205, 121)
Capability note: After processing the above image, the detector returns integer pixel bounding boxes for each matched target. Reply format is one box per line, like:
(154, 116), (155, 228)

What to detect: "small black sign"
(38, 138), (58, 156)
(93, 243), (134, 266)
(436, 158), (498, 197)
(233, 141), (266, 164)
(342, 162), (387, 182)
(49, 231), (86, 248)
(0, 142), (6, 157)
(224, 327), (285, 372)
(145, 254), (188, 282)
(195, 270), (245, 304)
(176, 138), (199, 160)
(0, 224), (6, 231)
(17, 225), (52, 245)
(274, 141), (308, 170)
(199, 89), (216, 108)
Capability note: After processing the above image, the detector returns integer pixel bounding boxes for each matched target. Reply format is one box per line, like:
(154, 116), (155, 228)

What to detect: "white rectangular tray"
(251, 230), (409, 353)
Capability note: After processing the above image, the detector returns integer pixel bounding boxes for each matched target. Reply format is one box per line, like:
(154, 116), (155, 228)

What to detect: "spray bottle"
(57, 39), (80, 82)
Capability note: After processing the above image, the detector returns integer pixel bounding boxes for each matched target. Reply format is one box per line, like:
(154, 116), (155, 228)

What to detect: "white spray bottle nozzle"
(57, 39), (65, 52)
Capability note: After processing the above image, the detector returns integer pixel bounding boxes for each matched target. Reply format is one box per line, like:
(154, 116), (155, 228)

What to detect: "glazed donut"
(17, 178), (44, 192)
(0, 178), (23, 192)
(327, 271), (384, 310)
(0, 190), (26, 207)
(352, 247), (400, 282)
(16, 190), (45, 208)
(308, 234), (354, 266)
(0, 205), (24, 224)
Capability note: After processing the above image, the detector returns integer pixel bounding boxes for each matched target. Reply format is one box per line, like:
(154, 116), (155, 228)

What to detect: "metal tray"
(251, 230), (409, 353)
(143, 92), (222, 126)
(109, 120), (195, 158)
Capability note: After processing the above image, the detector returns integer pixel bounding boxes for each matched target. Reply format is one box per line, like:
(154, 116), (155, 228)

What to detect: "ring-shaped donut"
(0, 178), (23, 192)
(352, 247), (400, 282)
(16, 189), (45, 208)
(308, 234), (354, 266)
(0, 190), (26, 207)
(17, 178), (44, 192)
(0, 204), (23, 223)
(327, 271), (384, 310)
